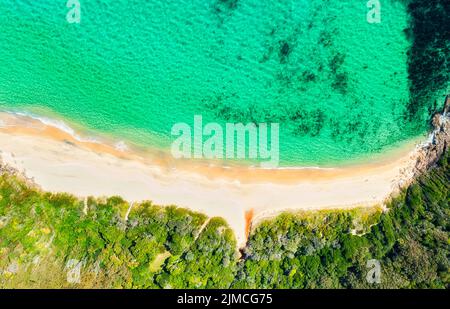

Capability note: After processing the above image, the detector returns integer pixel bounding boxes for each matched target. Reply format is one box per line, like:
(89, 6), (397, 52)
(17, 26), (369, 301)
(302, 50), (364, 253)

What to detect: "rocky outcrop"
(412, 95), (450, 176)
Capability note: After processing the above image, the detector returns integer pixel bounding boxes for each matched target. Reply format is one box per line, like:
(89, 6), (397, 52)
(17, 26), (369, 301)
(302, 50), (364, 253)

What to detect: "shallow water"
(0, 0), (447, 166)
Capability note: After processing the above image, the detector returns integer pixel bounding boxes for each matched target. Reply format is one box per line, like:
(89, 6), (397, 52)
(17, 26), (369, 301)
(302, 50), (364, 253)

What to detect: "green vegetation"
(0, 151), (448, 288)
(0, 178), (237, 288)
(235, 151), (449, 288)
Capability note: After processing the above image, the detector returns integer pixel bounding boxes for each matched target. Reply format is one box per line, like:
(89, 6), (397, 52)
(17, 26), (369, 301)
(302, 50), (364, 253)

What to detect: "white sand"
(0, 112), (423, 247)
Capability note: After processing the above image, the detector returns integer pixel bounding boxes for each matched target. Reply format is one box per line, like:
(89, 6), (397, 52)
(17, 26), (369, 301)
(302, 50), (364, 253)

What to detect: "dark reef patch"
(290, 108), (325, 137)
(329, 53), (346, 74)
(329, 114), (372, 147)
(279, 41), (292, 63)
(213, 0), (239, 24)
(402, 0), (450, 122)
(300, 71), (317, 83)
(217, 0), (238, 10)
(318, 30), (334, 48)
(329, 52), (349, 95)
(331, 73), (349, 95)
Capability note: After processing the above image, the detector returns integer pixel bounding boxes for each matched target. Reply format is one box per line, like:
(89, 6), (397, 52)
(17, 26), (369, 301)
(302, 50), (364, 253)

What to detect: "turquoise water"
(0, 1), (446, 166)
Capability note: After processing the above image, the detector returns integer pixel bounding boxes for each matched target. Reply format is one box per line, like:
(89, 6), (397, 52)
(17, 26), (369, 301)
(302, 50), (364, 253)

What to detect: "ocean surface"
(0, 0), (447, 167)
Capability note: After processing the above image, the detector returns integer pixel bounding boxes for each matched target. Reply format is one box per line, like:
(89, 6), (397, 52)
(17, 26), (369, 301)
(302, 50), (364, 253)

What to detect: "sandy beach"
(0, 111), (430, 247)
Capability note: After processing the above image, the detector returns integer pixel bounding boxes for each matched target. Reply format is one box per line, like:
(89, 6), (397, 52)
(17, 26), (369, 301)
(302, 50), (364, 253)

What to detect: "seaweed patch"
(403, 0), (450, 122)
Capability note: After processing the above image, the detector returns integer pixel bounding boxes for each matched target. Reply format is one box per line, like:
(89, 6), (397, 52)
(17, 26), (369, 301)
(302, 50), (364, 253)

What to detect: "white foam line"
(6, 110), (101, 144)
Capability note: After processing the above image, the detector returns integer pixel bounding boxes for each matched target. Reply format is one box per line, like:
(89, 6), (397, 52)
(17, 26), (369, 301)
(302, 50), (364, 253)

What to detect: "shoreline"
(0, 109), (426, 181)
(0, 107), (448, 247)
